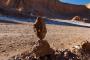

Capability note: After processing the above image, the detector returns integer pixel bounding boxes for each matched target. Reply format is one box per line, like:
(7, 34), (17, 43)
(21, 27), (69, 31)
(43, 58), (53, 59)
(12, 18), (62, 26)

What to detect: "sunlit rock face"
(86, 4), (90, 9)
(0, 0), (89, 17)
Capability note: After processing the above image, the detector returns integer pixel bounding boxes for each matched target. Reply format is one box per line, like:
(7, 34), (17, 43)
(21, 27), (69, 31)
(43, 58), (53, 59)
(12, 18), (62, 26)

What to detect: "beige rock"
(72, 16), (81, 21)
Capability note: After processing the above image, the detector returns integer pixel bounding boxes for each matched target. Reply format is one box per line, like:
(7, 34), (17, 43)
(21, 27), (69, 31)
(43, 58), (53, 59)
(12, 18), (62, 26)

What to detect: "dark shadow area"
(0, 19), (23, 24)
(0, 15), (90, 28)
(44, 19), (90, 28)
(0, 15), (36, 24)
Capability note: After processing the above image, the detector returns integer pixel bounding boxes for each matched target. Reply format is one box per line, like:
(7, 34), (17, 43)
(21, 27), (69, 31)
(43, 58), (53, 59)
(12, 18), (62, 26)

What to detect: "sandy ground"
(0, 21), (90, 60)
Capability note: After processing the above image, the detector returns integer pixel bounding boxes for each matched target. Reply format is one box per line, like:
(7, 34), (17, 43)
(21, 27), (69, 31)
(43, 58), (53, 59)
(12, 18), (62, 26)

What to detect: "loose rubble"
(8, 40), (90, 60)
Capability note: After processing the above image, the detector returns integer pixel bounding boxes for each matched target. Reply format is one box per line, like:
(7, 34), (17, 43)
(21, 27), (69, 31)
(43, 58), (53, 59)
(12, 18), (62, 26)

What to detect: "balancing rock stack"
(32, 17), (54, 59)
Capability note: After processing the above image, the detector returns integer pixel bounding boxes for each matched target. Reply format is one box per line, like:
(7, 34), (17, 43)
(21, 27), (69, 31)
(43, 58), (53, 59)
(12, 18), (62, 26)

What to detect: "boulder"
(31, 40), (54, 59)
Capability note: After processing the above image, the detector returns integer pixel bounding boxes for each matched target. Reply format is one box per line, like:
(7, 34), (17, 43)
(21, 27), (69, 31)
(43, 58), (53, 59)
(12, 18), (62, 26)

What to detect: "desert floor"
(0, 19), (90, 60)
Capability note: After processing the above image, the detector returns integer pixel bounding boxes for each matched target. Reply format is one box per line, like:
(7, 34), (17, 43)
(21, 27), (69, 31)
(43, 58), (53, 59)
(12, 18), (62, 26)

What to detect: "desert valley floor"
(0, 20), (90, 60)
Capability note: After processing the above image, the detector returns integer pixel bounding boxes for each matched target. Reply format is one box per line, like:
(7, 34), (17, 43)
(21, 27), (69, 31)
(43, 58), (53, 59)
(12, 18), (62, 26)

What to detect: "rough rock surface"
(81, 41), (90, 54)
(8, 49), (80, 60)
(33, 17), (47, 40)
(31, 40), (54, 58)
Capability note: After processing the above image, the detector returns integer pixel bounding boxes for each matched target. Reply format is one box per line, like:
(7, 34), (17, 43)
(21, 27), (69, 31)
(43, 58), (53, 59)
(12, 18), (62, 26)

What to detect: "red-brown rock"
(0, 0), (90, 18)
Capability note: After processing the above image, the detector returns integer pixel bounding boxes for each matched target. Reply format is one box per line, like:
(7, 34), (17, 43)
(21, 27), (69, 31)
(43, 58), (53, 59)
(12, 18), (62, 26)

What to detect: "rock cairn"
(32, 17), (54, 59)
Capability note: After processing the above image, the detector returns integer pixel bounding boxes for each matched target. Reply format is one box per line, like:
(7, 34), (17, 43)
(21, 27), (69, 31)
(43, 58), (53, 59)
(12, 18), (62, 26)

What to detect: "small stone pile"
(8, 49), (80, 60)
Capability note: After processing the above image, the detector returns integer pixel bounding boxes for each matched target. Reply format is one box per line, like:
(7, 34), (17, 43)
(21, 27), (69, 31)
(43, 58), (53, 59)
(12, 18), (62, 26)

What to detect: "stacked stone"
(33, 17), (47, 40)
(32, 17), (54, 59)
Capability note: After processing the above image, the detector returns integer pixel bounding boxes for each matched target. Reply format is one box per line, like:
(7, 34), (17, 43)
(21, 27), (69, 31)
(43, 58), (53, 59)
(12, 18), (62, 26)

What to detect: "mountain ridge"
(0, 0), (90, 19)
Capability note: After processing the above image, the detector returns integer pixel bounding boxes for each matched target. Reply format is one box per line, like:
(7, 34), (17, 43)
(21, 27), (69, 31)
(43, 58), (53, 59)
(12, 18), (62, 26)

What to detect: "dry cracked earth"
(0, 19), (90, 60)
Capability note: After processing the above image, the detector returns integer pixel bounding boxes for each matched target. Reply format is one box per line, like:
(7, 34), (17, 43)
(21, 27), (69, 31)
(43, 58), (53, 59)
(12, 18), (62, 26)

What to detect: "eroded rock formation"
(0, 0), (90, 18)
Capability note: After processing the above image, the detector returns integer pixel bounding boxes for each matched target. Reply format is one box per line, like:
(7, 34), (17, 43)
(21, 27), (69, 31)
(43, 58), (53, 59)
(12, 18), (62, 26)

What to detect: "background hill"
(0, 0), (90, 19)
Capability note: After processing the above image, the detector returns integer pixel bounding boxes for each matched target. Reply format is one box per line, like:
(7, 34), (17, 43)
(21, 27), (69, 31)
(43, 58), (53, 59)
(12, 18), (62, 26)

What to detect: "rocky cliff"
(0, 0), (90, 18)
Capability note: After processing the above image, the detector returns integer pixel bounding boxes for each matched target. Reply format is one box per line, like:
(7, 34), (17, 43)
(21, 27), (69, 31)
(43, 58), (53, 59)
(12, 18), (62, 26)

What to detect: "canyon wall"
(0, 0), (89, 18)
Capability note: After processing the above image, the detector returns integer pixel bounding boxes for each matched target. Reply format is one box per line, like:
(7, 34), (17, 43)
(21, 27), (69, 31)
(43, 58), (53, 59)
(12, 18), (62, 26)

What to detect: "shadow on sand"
(0, 16), (89, 28)
(44, 19), (90, 28)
